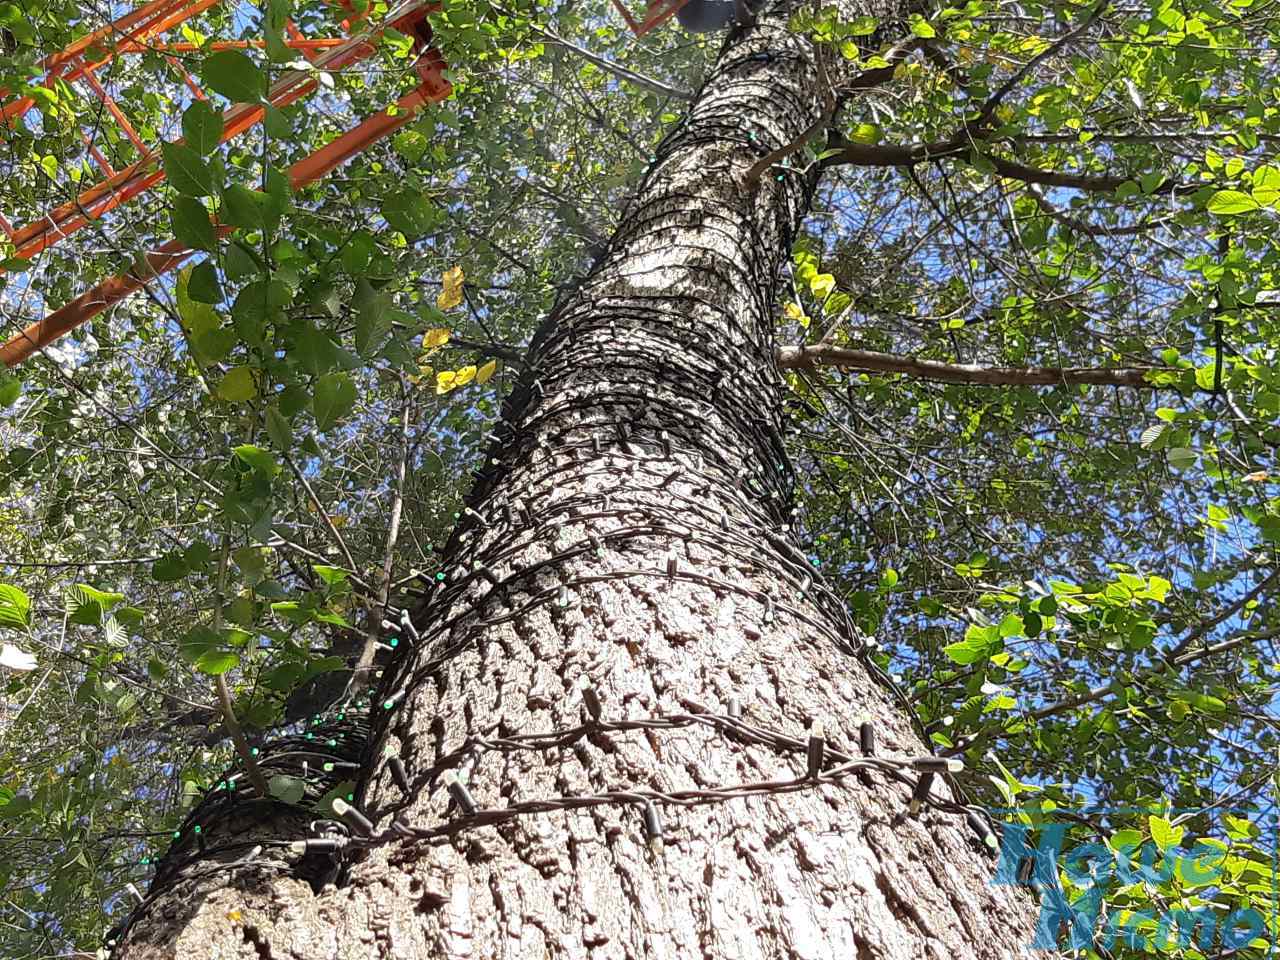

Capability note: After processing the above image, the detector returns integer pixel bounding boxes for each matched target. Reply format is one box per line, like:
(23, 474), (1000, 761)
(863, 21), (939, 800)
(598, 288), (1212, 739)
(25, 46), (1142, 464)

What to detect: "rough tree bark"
(111, 1), (1044, 957)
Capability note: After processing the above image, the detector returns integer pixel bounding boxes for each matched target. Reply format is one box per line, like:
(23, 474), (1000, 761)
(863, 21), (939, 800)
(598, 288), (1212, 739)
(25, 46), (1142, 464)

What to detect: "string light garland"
(104, 687), (1006, 955)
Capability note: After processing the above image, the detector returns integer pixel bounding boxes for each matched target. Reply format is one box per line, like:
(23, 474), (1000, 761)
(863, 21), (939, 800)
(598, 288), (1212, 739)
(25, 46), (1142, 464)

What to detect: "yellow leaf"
(454, 364), (476, 387)
(437, 265), (464, 310)
(476, 359), (497, 384)
(784, 301), (811, 328)
(1243, 470), (1270, 483)
(809, 273), (836, 300)
(436, 370), (457, 394)
(422, 327), (450, 352)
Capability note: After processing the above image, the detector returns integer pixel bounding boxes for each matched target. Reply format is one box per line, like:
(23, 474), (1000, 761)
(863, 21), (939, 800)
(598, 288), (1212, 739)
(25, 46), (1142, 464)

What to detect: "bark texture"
(112, 3), (1045, 958)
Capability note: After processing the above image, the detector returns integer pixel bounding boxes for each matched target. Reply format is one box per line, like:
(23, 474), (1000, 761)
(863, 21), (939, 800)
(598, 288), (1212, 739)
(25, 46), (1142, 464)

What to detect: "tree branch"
(1162, 568), (1279, 663)
(285, 455), (359, 574)
(449, 335), (527, 365)
(776, 343), (1169, 388)
(743, 39), (920, 187)
(525, 23), (694, 101)
(968, 0), (1108, 133)
(1026, 184), (1174, 237)
(212, 539), (268, 797)
(821, 135), (1181, 196)
(352, 378), (412, 693)
(1030, 625), (1280, 722)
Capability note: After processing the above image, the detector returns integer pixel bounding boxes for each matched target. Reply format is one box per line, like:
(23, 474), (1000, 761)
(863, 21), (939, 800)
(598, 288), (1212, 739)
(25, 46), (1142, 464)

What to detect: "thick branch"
(823, 136), (1172, 195)
(776, 343), (1166, 388)
(352, 379), (412, 692)
(743, 39), (920, 187)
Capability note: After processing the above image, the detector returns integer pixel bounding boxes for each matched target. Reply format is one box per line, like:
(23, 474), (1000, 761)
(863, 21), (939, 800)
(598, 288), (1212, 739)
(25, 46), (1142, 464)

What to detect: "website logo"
(989, 810), (1279, 954)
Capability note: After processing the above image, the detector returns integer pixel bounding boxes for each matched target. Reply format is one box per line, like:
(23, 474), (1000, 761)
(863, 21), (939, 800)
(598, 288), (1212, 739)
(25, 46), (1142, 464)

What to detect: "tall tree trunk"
(113, 3), (1042, 957)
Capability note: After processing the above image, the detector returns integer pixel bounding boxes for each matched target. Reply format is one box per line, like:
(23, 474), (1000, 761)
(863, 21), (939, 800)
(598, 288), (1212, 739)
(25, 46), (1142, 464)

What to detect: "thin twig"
(212, 539), (269, 797)
(1163, 568), (1279, 662)
(1032, 625), (1280, 721)
(285, 455), (359, 574)
(523, 21), (694, 101)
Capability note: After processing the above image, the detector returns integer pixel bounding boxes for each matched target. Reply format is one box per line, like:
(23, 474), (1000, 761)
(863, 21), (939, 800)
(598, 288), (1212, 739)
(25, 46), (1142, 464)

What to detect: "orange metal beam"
(610, 0), (694, 35)
(118, 38), (350, 53)
(80, 66), (150, 155)
(79, 129), (117, 178)
(3, 3), (435, 267)
(0, 71), (450, 367)
(1, 0), (223, 125)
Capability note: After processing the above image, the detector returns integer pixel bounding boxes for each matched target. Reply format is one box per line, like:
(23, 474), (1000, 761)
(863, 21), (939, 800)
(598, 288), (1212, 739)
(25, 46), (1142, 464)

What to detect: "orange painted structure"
(610, 0), (694, 36)
(0, 0), (451, 367)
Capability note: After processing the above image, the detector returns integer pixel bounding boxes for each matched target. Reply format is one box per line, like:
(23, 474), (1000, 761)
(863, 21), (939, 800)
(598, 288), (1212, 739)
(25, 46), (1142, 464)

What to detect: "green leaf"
(393, 129), (428, 164)
(0, 372), (20, 407)
(263, 103), (291, 137)
(187, 261), (222, 304)
(162, 141), (216, 197)
(942, 623), (1000, 664)
(217, 366), (258, 403)
(355, 296), (393, 358)
(151, 552), (188, 582)
(179, 625), (219, 664)
(312, 372), (356, 431)
(0, 790), (32, 819)
(270, 601), (310, 625)
(171, 197), (216, 251)
(115, 606), (145, 627)
(147, 656), (168, 681)
(1139, 423), (1166, 450)
(0, 584), (31, 630)
(181, 100), (224, 155)
(1206, 190), (1261, 215)
(262, 167), (291, 231)
(225, 241), (261, 281)
(195, 649), (239, 675)
(1167, 447), (1197, 470)
(233, 444), (281, 476)
(265, 406), (293, 449)
(342, 231), (375, 274)
(1149, 815), (1185, 851)
(221, 184), (268, 230)
(65, 584), (125, 626)
(202, 50), (264, 103)
(848, 122), (882, 144)
(176, 265), (219, 339)
(908, 13), (936, 36)
(381, 191), (436, 236)
(233, 546), (268, 584)
(312, 564), (349, 586)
